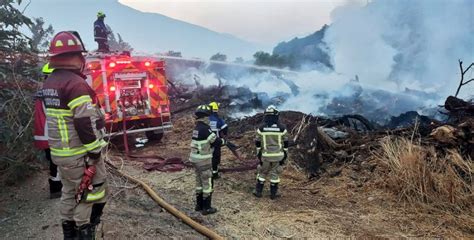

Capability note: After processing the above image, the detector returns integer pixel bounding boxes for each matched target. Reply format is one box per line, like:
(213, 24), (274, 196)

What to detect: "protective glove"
(75, 165), (97, 203)
(221, 138), (227, 146)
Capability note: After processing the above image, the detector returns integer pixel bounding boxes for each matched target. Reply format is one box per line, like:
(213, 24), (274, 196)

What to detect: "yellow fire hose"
(106, 161), (224, 240)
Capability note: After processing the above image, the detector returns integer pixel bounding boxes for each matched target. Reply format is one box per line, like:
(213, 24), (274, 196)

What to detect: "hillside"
(273, 25), (332, 70)
(21, 0), (264, 58)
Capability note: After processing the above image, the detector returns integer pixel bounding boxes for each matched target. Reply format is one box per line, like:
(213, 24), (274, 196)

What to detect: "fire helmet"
(97, 11), (106, 18)
(42, 63), (54, 74)
(209, 102), (220, 112)
(264, 105), (279, 116)
(195, 104), (212, 118)
(49, 31), (86, 56)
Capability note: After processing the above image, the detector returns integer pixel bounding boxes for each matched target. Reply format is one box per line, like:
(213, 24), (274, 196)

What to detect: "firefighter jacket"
(189, 118), (221, 163)
(255, 122), (289, 162)
(33, 91), (49, 150)
(40, 69), (107, 161)
(94, 18), (108, 41)
(209, 113), (228, 138)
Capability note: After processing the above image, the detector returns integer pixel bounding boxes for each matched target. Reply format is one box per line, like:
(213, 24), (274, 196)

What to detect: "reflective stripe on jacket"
(94, 19), (108, 40)
(255, 123), (289, 162)
(41, 69), (107, 158)
(189, 119), (218, 162)
(209, 113), (228, 138)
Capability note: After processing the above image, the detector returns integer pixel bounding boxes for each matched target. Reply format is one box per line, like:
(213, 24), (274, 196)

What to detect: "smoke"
(324, 0), (474, 97)
(164, 0), (473, 123)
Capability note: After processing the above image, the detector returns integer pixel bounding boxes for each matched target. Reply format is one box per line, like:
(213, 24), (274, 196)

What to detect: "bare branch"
(461, 78), (474, 86)
(455, 59), (473, 97)
(463, 63), (474, 74)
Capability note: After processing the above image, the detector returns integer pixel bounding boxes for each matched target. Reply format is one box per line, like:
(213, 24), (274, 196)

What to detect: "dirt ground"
(1, 115), (473, 239)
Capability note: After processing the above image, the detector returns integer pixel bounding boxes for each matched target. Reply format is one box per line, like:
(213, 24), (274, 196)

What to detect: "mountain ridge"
(21, 0), (267, 58)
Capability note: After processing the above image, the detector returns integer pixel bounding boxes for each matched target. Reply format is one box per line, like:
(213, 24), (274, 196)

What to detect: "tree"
(234, 57), (244, 63)
(253, 51), (289, 68)
(0, 0), (47, 185)
(210, 52), (227, 62)
(165, 50), (182, 57)
(107, 25), (133, 52)
(29, 17), (54, 52)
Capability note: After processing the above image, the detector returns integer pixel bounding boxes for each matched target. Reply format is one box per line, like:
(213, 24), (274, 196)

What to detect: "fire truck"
(84, 51), (172, 140)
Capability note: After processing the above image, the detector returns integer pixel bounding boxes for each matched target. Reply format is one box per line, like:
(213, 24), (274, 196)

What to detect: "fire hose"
(114, 107), (224, 239)
(106, 161), (223, 240)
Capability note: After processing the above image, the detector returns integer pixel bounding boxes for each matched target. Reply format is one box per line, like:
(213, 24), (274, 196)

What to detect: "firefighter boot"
(270, 183), (280, 200)
(77, 224), (95, 240)
(253, 180), (264, 198)
(212, 170), (220, 180)
(195, 193), (203, 211)
(201, 194), (217, 215)
(90, 202), (106, 237)
(62, 220), (77, 240)
(49, 179), (62, 199)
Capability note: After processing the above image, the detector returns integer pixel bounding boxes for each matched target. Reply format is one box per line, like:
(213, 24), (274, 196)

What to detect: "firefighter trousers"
(192, 159), (213, 198)
(95, 39), (109, 52)
(45, 149), (62, 194)
(257, 160), (283, 184)
(212, 145), (221, 173)
(53, 154), (108, 226)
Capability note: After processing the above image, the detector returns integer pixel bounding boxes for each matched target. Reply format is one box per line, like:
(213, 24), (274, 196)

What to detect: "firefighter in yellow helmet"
(34, 63), (62, 199)
(190, 105), (222, 215)
(208, 101), (228, 180)
(41, 31), (108, 239)
(254, 105), (289, 199)
(94, 11), (110, 52)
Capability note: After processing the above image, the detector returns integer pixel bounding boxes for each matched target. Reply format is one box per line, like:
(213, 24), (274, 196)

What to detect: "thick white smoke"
(324, 0), (474, 97)
(166, 0), (473, 122)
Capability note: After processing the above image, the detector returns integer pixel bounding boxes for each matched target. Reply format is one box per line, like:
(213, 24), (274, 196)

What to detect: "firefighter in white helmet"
(254, 105), (289, 199)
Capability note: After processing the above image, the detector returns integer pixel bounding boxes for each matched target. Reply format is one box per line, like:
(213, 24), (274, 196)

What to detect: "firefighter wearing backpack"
(34, 63), (62, 199)
(208, 101), (228, 180)
(254, 105), (289, 199)
(41, 31), (108, 239)
(94, 11), (110, 52)
(190, 105), (222, 215)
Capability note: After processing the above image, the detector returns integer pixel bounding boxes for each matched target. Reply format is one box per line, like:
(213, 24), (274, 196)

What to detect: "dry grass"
(376, 136), (473, 211)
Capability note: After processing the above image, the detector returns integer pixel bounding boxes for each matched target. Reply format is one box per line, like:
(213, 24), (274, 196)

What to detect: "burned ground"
(0, 97), (473, 239)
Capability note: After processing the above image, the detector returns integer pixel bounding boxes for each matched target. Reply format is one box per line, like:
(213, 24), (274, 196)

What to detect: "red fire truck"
(84, 51), (172, 140)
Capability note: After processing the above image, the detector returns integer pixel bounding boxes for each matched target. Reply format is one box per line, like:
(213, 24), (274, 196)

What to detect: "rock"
(368, 197), (374, 202)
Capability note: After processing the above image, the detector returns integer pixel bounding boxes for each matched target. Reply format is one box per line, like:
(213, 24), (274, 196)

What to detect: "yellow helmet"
(42, 63), (54, 74)
(209, 102), (220, 112)
(97, 11), (106, 18)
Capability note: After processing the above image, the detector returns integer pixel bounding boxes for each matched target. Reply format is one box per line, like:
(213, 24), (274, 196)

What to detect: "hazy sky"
(118, 0), (357, 44)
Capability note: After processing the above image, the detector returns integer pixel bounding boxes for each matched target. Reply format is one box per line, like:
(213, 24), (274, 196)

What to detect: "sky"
(118, 0), (359, 44)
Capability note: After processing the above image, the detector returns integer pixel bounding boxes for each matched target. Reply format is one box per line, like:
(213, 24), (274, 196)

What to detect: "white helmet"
(264, 105), (279, 115)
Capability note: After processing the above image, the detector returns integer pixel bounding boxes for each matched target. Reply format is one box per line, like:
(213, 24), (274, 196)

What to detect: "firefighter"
(254, 105), (289, 199)
(190, 105), (222, 215)
(94, 11), (110, 52)
(208, 101), (228, 180)
(42, 31), (108, 239)
(34, 63), (62, 199)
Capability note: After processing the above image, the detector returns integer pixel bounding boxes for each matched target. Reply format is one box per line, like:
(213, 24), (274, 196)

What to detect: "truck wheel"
(146, 131), (164, 142)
